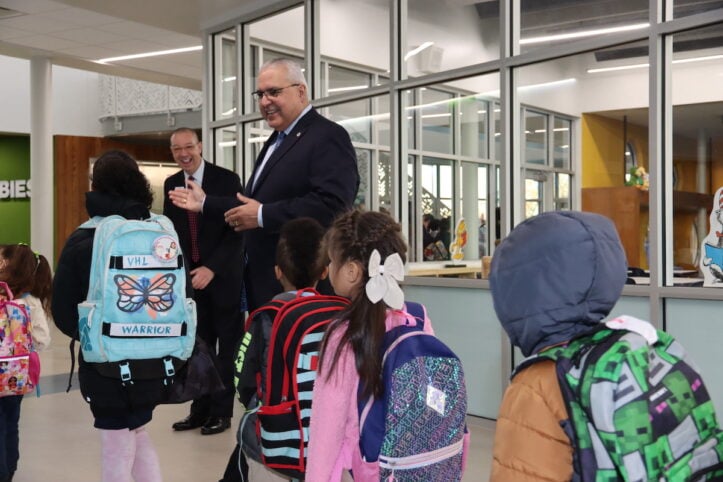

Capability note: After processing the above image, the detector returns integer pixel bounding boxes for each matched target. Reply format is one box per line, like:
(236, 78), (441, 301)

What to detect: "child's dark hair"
(276, 217), (327, 289)
(91, 150), (153, 209)
(319, 209), (407, 400)
(0, 244), (53, 315)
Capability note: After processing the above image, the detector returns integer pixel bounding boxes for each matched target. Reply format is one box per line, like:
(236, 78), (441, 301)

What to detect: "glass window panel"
(325, 96), (389, 213)
(327, 64), (372, 98)
(460, 161), (489, 260)
(214, 126), (237, 171)
(525, 175), (543, 218)
(327, 99), (371, 144)
(422, 156), (454, 260)
(672, 23), (723, 286)
(419, 88), (454, 155)
(376, 96), (391, 147)
(674, 1), (723, 19)
(246, 120), (269, 182)
(554, 117), (571, 169)
(407, 90), (416, 150)
(320, 0), (389, 83)
(355, 148), (371, 209)
(524, 110), (547, 165)
(520, 0), (648, 54)
(555, 173), (571, 210)
(551, 40), (649, 270)
(461, 97), (488, 158)
(408, 73), (498, 262)
(213, 29), (237, 120)
(494, 103), (501, 161)
(406, 0), (500, 77)
(408, 157), (418, 258)
(248, 6), (305, 109)
(379, 151), (392, 214)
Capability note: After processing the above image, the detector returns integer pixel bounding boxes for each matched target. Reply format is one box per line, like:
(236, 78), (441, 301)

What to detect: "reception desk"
(407, 261), (481, 279)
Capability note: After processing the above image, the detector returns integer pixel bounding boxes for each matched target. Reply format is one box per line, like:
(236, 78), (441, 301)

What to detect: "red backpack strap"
(294, 287), (320, 298)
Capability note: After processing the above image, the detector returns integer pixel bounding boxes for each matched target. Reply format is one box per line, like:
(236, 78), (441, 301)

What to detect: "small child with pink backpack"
(0, 244), (53, 482)
(307, 210), (469, 482)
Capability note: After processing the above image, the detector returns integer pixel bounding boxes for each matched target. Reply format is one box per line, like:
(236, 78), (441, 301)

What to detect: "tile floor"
(15, 325), (495, 481)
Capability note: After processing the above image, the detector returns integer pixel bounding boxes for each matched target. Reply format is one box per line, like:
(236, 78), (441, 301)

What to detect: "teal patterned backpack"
(77, 215), (196, 383)
(520, 316), (723, 481)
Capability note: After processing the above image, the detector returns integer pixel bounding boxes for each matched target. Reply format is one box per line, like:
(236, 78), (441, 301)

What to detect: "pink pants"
(100, 426), (162, 482)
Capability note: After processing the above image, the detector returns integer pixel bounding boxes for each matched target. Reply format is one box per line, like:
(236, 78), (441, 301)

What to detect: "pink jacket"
(306, 307), (435, 482)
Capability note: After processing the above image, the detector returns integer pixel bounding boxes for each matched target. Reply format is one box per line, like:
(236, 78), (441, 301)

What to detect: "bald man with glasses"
(170, 58), (359, 313)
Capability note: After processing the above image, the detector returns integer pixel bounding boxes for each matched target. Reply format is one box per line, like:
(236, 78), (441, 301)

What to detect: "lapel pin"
(296, 132), (301, 137)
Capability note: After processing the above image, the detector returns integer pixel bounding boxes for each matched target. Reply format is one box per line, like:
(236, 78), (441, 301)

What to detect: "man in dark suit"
(163, 127), (244, 435)
(169, 61), (358, 481)
(170, 58), (359, 313)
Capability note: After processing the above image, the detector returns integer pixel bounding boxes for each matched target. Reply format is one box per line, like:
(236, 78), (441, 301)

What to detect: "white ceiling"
(0, 0), (246, 89)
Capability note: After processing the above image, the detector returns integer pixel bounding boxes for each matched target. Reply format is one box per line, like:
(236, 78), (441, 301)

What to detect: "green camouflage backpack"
(520, 315), (723, 481)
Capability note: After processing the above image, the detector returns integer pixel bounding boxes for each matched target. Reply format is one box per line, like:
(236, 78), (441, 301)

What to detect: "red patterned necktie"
(187, 176), (200, 263)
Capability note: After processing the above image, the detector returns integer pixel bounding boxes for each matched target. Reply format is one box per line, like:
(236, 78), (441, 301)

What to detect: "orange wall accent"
(581, 113), (649, 188)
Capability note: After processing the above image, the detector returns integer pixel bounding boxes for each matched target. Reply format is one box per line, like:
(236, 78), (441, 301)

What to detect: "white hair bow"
(365, 249), (405, 310)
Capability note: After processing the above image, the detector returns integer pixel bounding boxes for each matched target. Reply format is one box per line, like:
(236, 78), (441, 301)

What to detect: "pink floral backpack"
(0, 281), (40, 396)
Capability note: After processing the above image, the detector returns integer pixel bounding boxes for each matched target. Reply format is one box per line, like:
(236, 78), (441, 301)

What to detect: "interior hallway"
(16, 324), (495, 481)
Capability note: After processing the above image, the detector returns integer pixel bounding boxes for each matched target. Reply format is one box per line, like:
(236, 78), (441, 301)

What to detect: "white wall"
(0, 55), (103, 137)
(0, 56), (31, 135)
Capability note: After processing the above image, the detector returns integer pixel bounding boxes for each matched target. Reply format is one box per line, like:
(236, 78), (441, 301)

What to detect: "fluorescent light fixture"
(518, 78), (576, 90)
(221, 108), (237, 116)
(97, 45), (202, 63)
(588, 53), (723, 74)
(223, 76), (236, 82)
(587, 63), (649, 73)
(404, 41), (434, 61)
(534, 127), (569, 133)
(327, 85), (369, 94)
(218, 141), (237, 147)
(520, 23), (649, 45)
(674, 53), (723, 65)
(421, 113), (452, 119)
(248, 136), (271, 144)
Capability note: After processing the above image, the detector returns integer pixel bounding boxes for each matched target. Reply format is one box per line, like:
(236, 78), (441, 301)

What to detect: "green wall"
(0, 135), (31, 244)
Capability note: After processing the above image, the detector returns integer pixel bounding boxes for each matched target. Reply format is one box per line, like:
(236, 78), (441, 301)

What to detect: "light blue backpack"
(77, 214), (196, 383)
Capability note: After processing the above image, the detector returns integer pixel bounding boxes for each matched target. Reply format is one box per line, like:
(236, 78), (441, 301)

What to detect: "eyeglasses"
(171, 143), (199, 154)
(251, 84), (300, 101)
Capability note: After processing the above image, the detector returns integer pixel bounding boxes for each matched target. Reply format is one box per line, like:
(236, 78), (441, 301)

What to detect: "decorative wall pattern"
(99, 75), (202, 118)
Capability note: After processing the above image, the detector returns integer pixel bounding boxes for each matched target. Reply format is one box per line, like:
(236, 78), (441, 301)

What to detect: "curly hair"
(91, 150), (153, 209)
(319, 209), (407, 399)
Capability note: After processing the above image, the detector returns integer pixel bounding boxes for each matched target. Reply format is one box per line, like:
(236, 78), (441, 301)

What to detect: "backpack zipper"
(378, 437), (464, 470)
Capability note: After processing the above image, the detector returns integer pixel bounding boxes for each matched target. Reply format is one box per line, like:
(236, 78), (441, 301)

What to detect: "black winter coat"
(52, 192), (164, 427)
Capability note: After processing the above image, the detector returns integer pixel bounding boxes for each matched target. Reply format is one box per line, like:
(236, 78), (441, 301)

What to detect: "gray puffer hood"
(489, 211), (627, 357)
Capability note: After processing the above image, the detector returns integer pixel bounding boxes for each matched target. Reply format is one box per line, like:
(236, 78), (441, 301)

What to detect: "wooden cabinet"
(582, 187), (647, 267)
(582, 186), (712, 268)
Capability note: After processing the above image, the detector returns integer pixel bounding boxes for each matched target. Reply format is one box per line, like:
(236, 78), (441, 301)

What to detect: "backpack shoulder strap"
(404, 301), (425, 323)
(245, 299), (286, 332)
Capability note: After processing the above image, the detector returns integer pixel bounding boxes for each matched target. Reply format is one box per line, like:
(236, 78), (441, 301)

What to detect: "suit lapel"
(250, 112), (313, 195)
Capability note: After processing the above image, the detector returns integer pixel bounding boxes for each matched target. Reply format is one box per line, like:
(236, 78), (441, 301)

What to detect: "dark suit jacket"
(163, 161), (244, 304)
(205, 107), (359, 309)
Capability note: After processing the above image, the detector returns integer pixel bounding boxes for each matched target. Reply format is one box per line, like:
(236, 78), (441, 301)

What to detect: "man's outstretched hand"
(168, 178), (205, 212)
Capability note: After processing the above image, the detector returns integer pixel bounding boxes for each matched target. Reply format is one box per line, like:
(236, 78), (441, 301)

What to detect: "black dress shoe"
(201, 416), (231, 435)
(172, 413), (208, 431)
